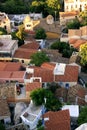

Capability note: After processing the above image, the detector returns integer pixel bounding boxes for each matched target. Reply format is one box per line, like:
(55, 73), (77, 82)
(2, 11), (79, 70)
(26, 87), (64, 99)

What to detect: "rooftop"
(44, 110), (70, 130)
(0, 39), (17, 52)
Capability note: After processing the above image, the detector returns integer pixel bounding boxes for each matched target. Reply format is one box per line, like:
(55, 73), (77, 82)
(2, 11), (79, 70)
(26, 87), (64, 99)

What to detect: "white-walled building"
(64, 0), (87, 12)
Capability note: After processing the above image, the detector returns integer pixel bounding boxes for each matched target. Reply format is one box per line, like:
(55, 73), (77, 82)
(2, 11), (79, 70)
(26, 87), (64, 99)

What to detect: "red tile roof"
(44, 110), (70, 130)
(0, 62), (22, 71)
(0, 71), (25, 82)
(20, 42), (40, 50)
(69, 38), (78, 45)
(14, 48), (38, 59)
(60, 11), (79, 17)
(32, 67), (54, 82)
(41, 62), (55, 70)
(26, 63), (79, 83)
(73, 39), (86, 49)
(26, 82), (42, 91)
(0, 62), (6, 71)
(55, 65), (79, 82)
(69, 39), (87, 50)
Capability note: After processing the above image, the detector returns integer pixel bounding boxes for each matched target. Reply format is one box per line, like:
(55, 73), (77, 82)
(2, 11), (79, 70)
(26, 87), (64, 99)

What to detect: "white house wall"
(64, 0), (87, 12)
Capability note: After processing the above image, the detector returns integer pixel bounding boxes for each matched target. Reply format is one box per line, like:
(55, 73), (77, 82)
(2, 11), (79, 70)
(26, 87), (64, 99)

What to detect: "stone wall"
(0, 83), (15, 99)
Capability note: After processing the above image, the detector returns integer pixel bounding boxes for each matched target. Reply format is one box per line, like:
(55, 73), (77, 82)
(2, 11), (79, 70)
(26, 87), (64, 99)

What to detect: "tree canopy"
(67, 17), (81, 30)
(79, 42), (87, 66)
(50, 40), (77, 58)
(35, 28), (47, 39)
(30, 88), (62, 111)
(30, 51), (50, 66)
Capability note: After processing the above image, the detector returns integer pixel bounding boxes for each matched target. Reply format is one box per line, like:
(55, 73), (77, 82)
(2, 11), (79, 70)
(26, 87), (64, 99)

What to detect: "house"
(61, 26), (87, 49)
(64, 0), (87, 12)
(0, 12), (11, 33)
(68, 26), (87, 40)
(0, 39), (18, 61)
(20, 100), (46, 130)
(0, 98), (11, 127)
(25, 62), (79, 88)
(13, 42), (40, 64)
(59, 11), (79, 25)
(23, 15), (40, 31)
(0, 62), (25, 83)
(69, 38), (87, 50)
(43, 109), (70, 130)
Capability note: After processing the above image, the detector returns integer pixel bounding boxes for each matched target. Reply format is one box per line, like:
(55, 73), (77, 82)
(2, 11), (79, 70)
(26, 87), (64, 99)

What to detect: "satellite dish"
(46, 15), (54, 24)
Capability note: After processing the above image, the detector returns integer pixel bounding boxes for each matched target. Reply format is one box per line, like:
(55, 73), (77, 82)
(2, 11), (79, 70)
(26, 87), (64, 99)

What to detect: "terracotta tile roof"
(69, 38), (78, 45)
(0, 62), (6, 71)
(55, 65), (79, 82)
(0, 71), (12, 79)
(26, 82), (42, 91)
(41, 62), (55, 70)
(60, 11), (79, 17)
(0, 71), (25, 82)
(26, 63), (79, 83)
(26, 66), (54, 82)
(0, 98), (11, 118)
(0, 62), (22, 71)
(14, 48), (38, 59)
(69, 38), (87, 49)
(4, 62), (22, 71)
(11, 71), (25, 79)
(44, 110), (70, 130)
(33, 67), (54, 82)
(73, 39), (86, 49)
(20, 42), (40, 50)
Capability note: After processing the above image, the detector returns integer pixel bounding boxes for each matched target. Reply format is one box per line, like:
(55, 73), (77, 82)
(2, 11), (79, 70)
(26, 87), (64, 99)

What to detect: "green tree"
(79, 42), (87, 66)
(67, 17), (80, 30)
(46, 0), (60, 11)
(35, 28), (47, 39)
(0, 0), (30, 14)
(30, 88), (62, 111)
(30, 51), (50, 66)
(46, 0), (60, 17)
(77, 106), (87, 126)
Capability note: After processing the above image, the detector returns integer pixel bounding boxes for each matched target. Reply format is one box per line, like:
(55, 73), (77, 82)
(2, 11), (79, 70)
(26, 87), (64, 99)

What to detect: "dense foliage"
(35, 28), (47, 39)
(79, 42), (87, 66)
(50, 41), (77, 58)
(77, 106), (87, 126)
(67, 17), (81, 30)
(30, 88), (62, 111)
(0, 0), (30, 14)
(30, 51), (50, 66)
(0, 0), (62, 17)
